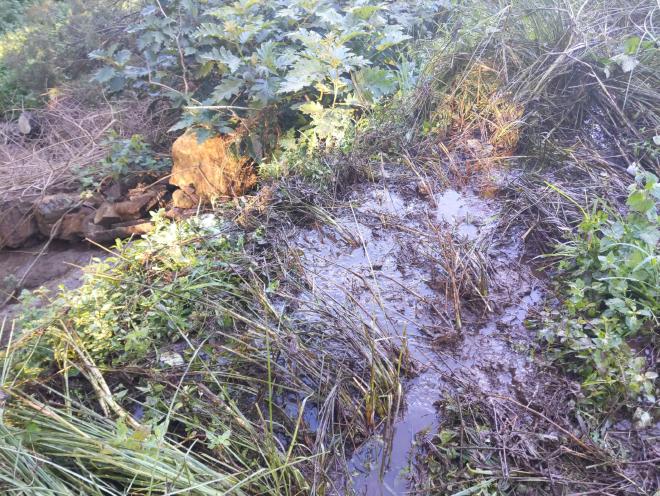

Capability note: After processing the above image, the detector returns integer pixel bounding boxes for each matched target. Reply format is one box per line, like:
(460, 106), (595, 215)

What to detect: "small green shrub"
(15, 213), (243, 369)
(540, 173), (659, 418)
(76, 133), (172, 189)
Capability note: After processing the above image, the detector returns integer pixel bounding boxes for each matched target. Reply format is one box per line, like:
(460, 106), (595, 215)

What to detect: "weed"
(1, 210), (403, 493)
(76, 133), (171, 189)
(539, 173), (658, 417)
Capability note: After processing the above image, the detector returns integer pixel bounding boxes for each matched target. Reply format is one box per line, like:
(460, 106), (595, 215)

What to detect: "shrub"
(540, 173), (659, 419)
(76, 133), (172, 189)
(92, 0), (445, 157)
(0, 0), (135, 111)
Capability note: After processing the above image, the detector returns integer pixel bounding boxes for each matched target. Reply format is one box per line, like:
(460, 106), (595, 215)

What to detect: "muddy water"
(0, 241), (102, 327)
(295, 167), (543, 495)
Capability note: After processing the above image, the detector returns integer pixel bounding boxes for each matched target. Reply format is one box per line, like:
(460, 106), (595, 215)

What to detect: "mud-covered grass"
(343, 0), (658, 491)
(411, 376), (658, 495)
(0, 210), (405, 494)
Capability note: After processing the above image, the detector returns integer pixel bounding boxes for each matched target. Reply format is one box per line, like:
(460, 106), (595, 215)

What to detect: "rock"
(172, 187), (199, 209)
(57, 210), (94, 241)
(0, 201), (38, 249)
(170, 132), (256, 202)
(93, 203), (122, 227)
(114, 191), (159, 219)
(34, 193), (81, 237)
(416, 180), (433, 197)
(93, 190), (161, 226)
(18, 112), (41, 137)
(85, 220), (153, 244)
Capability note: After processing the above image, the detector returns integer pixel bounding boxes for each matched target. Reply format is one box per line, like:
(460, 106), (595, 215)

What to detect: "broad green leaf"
(200, 47), (242, 72)
(278, 58), (325, 93)
(354, 67), (397, 101)
(114, 49), (132, 66)
(212, 77), (243, 101)
(624, 36), (641, 55)
(93, 66), (117, 83)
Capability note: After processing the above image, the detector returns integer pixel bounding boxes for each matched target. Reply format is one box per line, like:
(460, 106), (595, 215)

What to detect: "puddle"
(294, 168), (544, 495)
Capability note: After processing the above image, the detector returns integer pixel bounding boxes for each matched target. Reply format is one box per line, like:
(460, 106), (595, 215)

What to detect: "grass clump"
(540, 173), (658, 420)
(1, 212), (404, 494)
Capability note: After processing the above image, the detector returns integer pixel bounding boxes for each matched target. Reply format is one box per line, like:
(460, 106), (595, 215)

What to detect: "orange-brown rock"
(93, 190), (161, 226)
(57, 210), (93, 241)
(34, 193), (81, 237)
(170, 132), (256, 202)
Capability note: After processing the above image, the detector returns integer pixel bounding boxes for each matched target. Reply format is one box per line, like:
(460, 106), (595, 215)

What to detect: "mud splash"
(294, 166), (544, 495)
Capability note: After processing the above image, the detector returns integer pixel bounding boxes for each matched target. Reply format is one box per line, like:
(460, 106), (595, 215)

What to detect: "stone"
(93, 190), (160, 226)
(57, 210), (93, 241)
(170, 132), (256, 202)
(172, 187), (199, 209)
(93, 203), (122, 226)
(0, 201), (38, 249)
(114, 191), (159, 219)
(85, 220), (153, 244)
(18, 111), (40, 136)
(34, 193), (81, 237)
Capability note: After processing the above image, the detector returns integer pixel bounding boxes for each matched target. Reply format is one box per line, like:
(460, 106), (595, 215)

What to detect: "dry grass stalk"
(0, 87), (175, 202)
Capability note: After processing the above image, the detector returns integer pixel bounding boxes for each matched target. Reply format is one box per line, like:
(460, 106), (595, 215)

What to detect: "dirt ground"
(0, 241), (102, 328)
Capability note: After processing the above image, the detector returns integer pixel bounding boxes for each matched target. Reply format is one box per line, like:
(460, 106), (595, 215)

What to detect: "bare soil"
(0, 241), (102, 326)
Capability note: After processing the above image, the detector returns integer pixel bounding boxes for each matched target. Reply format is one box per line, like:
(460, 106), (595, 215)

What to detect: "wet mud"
(293, 166), (545, 495)
(0, 241), (102, 326)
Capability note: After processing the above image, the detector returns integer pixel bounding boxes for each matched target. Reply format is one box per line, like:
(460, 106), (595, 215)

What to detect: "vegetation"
(91, 0), (442, 159)
(2, 213), (404, 493)
(0, 0), (133, 111)
(541, 173), (658, 420)
(0, 0), (658, 493)
(76, 133), (172, 189)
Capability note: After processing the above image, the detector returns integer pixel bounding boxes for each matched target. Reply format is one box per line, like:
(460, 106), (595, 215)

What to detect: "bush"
(76, 133), (172, 189)
(92, 0), (445, 158)
(540, 173), (659, 420)
(0, 0), (34, 35)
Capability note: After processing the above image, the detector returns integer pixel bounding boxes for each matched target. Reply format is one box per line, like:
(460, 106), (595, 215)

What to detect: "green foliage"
(16, 213), (243, 368)
(93, 0), (443, 154)
(540, 173), (659, 417)
(77, 133), (172, 188)
(0, 0), (133, 111)
(4, 206), (404, 494)
(0, 0), (34, 35)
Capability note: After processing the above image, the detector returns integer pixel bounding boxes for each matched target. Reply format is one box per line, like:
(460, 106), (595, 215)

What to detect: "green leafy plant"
(92, 0), (443, 155)
(76, 133), (171, 188)
(540, 173), (659, 416)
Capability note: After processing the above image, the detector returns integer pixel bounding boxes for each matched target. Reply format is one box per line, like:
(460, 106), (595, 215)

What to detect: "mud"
(293, 165), (544, 495)
(0, 241), (102, 326)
